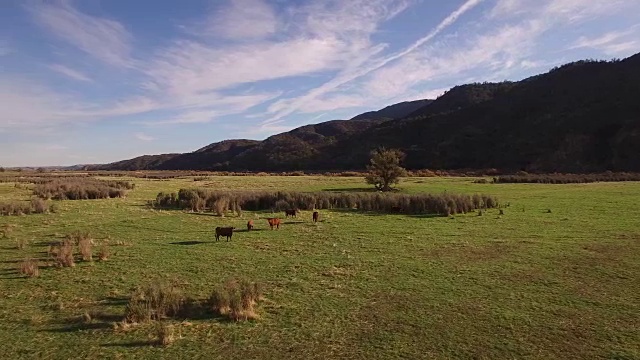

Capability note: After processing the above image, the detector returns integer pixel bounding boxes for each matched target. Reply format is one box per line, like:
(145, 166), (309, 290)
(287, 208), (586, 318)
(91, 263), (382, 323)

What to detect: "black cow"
(215, 227), (235, 241)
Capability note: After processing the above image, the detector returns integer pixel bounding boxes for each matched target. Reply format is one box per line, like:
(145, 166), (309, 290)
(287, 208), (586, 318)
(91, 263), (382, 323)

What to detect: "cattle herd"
(214, 209), (319, 241)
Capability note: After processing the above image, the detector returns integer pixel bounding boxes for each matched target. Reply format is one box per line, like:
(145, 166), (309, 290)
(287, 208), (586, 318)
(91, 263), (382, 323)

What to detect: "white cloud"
(572, 28), (640, 56)
(27, 0), (133, 67)
(134, 133), (154, 142)
(48, 64), (93, 82)
(204, 0), (278, 40)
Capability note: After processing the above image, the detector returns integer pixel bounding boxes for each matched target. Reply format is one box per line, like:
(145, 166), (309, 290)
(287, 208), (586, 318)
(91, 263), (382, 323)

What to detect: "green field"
(1, 175), (639, 359)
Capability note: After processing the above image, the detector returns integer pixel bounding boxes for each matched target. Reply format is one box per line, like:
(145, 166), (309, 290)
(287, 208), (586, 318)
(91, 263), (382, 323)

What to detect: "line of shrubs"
(33, 179), (135, 200)
(0, 198), (54, 216)
(151, 189), (498, 217)
(493, 172), (640, 184)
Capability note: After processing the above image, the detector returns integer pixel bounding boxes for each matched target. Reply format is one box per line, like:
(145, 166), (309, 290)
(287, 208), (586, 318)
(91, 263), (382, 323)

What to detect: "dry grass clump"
(67, 232), (93, 262)
(124, 281), (184, 323)
(153, 189), (499, 217)
(97, 243), (110, 261)
(209, 278), (262, 321)
(156, 323), (176, 346)
(49, 239), (75, 268)
(16, 238), (29, 250)
(18, 258), (40, 277)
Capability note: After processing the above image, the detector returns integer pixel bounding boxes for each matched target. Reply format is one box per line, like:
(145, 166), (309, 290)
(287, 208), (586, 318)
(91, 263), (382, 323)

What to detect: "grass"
(0, 174), (639, 359)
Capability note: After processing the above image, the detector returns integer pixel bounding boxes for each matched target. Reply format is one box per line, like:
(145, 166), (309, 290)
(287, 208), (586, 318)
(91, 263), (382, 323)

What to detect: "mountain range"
(90, 53), (640, 173)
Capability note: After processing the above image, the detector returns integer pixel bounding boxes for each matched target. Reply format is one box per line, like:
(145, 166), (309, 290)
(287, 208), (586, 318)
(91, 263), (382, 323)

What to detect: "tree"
(365, 148), (407, 191)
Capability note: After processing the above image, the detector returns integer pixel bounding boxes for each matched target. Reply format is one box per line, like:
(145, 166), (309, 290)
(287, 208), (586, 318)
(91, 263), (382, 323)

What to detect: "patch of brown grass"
(19, 258), (40, 277)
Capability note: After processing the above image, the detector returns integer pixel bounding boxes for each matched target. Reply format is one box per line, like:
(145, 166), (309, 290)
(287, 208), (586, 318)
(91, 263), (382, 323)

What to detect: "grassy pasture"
(0, 175), (639, 359)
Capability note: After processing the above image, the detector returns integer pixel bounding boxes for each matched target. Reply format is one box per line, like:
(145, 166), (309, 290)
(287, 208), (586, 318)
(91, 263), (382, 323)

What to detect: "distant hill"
(91, 53), (640, 173)
(350, 99), (433, 121)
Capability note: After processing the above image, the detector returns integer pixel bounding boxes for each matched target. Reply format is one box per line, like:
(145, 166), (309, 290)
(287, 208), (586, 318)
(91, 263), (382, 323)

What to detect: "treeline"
(493, 172), (640, 184)
(33, 179), (135, 200)
(151, 189), (498, 217)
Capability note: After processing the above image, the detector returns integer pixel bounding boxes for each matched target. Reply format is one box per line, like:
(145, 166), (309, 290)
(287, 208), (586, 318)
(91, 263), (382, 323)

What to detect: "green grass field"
(1, 175), (639, 359)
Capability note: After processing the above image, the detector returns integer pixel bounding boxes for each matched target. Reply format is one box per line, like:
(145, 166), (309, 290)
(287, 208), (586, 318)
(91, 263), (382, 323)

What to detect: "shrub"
(33, 178), (133, 200)
(19, 258), (39, 277)
(153, 189), (499, 217)
(124, 281), (184, 323)
(0, 200), (51, 216)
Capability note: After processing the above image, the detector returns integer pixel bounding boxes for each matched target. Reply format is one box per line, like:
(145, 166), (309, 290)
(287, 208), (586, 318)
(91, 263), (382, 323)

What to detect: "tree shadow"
(322, 187), (378, 192)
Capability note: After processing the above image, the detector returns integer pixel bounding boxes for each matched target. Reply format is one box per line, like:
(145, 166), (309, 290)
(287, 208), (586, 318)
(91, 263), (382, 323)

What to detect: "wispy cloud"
(27, 0), (133, 67)
(48, 64), (92, 82)
(134, 133), (154, 142)
(202, 0), (278, 40)
(572, 28), (640, 56)
(263, 0), (484, 123)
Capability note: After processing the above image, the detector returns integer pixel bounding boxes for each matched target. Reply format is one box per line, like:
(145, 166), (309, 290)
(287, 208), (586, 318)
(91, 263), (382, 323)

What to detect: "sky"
(1, 0), (640, 167)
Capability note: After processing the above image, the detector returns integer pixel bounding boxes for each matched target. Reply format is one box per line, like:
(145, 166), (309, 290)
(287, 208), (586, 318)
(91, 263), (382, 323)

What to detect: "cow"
(312, 211), (319, 223)
(215, 227), (235, 241)
(247, 220), (254, 231)
(267, 218), (281, 230)
(284, 209), (298, 218)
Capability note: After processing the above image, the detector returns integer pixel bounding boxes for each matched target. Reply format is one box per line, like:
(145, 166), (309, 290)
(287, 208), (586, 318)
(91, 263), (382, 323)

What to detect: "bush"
(153, 189), (498, 217)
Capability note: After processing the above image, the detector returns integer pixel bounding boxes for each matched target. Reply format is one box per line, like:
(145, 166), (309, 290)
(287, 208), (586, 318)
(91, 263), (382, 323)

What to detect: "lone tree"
(365, 148), (407, 191)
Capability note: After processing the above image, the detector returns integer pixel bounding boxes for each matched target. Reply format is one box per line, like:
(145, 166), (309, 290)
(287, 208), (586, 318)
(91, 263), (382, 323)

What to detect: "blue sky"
(2, 0), (640, 167)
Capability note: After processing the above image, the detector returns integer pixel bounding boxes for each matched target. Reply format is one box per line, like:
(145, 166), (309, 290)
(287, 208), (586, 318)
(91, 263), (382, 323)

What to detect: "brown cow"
(312, 211), (319, 223)
(215, 227), (235, 241)
(247, 220), (254, 231)
(284, 209), (298, 218)
(267, 218), (281, 230)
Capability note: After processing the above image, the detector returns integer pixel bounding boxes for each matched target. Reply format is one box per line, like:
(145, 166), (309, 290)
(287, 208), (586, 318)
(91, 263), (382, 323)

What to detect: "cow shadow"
(170, 241), (207, 246)
(235, 228), (267, 233)
(101, 341), (156, 348)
